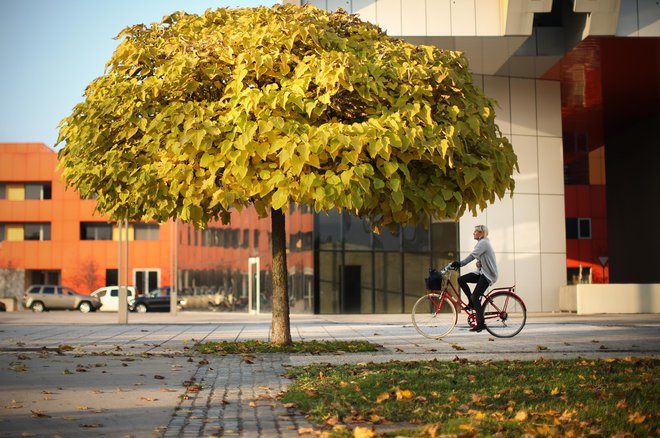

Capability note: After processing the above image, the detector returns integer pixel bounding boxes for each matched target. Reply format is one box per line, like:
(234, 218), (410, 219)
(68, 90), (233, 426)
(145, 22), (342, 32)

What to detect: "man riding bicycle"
(450, 225), (497, 333)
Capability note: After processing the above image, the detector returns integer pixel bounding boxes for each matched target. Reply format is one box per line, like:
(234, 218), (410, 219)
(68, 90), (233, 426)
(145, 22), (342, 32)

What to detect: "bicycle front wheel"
(483, 292), (527, 338)
(412, 294), (457, 339)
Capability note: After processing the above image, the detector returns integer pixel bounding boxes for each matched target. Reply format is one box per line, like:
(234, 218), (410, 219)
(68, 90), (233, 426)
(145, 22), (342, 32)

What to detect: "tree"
(73, 259), (102, 294)
(57, 5), (517, 344)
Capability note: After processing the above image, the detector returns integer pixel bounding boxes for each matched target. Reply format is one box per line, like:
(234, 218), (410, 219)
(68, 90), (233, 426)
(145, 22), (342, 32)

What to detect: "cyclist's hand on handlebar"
(450, 261), (461, 269)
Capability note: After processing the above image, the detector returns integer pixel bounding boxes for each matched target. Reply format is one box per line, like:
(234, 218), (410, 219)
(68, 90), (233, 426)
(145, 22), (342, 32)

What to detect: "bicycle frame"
(427, 273), (518, 325)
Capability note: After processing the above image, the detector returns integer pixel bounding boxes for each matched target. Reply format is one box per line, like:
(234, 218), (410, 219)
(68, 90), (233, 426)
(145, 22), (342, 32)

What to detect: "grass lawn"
(196, 339), (378, 355)
(282, 357), (658, 437)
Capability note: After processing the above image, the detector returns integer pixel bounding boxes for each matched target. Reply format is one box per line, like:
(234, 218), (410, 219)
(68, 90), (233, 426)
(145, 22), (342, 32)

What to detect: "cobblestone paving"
(164, 354), (314, 438)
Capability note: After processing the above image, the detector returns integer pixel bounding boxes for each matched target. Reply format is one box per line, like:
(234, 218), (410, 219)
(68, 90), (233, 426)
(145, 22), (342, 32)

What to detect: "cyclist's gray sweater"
(459, 237), (498, 285)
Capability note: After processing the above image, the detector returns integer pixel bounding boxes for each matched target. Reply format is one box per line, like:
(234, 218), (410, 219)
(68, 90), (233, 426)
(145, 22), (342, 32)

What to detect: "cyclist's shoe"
(469, 324), (486, 332)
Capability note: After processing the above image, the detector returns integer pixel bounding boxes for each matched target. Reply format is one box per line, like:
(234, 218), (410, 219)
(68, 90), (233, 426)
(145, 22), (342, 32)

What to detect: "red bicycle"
(412, 264), (527, 338)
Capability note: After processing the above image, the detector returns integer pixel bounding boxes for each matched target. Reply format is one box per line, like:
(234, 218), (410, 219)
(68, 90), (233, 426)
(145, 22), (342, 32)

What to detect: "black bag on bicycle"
(425, 269), (444, 291)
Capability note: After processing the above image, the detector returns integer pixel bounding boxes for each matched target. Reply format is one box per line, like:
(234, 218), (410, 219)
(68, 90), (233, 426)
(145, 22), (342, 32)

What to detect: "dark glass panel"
(374, 252), (402, 313)
(24, 223), (41, 240)
(403, 252), (432, 312)
(373, 225), (400, 251)
(318, 251), (341, 312)
(343, 252), (373, 313)
(134, 223), (159, 240)
(430, 220), (459, 265)
(318, 210), (341, 250)
(42, 223), (51, 240)
(343, 212), (371, 250)
(403, 222), (430, 253)
(24, 183), (43, 200)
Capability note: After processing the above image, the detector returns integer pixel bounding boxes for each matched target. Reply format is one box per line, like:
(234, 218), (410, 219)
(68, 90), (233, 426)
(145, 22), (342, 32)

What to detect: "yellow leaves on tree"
(56, 4), (516, 231)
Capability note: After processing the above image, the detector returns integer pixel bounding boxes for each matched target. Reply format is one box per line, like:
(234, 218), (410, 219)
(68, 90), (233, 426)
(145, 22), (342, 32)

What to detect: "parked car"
(90, 286), (136, 312)
(129, 286), (186, 313)
(23, 285), (102, 313)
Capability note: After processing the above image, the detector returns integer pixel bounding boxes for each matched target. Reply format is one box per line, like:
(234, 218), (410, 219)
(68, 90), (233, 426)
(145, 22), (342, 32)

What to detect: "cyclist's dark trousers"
(458, 273), (489, 326)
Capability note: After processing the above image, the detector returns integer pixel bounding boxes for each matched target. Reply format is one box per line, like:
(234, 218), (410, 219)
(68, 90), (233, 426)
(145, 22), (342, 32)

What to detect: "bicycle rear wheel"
(483, 291), (527, 338)
(412, 294), (457, 339)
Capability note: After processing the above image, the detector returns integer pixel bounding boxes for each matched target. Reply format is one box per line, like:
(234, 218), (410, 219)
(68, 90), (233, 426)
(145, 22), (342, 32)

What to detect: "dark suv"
(23, 285), (102, 313)
(129, 287), (186, 313)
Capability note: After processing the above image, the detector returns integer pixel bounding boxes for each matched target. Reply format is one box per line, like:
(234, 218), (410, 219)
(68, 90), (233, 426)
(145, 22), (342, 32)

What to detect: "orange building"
(0, 142), (175, 294)
(0, 142), (314, 313)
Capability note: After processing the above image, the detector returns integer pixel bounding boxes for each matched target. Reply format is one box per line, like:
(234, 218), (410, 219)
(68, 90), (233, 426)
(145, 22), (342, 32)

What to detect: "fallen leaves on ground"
(30, 410), (51, 418)
(9, 362), (27, 372)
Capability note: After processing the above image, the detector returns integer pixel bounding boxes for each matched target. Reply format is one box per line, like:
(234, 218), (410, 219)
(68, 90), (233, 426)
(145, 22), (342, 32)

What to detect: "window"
(81, 222), (112, 240)
(566, 218), (592, 239)
(231, 229), (240, 248)
(0, 224), (4, 241)
(24, 223), (51, 241)
(42, 286), (56, 295)
(25, 183), (52, 200)
(203, 229), (210, 247)
(0, 182), (51, 199)
(134, 223), (159, 240)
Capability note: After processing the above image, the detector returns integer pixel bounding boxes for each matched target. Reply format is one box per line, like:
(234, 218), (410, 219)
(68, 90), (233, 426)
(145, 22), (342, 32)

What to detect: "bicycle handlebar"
(430, 264), (457, 275)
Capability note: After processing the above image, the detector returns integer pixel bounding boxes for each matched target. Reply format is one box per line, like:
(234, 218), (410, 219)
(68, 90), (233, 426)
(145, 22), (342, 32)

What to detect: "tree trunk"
(270, 208), (292, 345)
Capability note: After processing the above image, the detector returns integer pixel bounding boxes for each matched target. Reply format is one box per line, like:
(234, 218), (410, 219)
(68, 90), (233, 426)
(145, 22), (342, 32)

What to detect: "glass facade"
(315, 211), (458, 314)
(170, 204), (457, 315)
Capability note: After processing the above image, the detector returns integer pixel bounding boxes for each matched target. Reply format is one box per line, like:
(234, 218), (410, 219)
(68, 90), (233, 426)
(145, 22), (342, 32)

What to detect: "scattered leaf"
(9, 362), (28, 372)
(241, 354), (255, 364)
(514, 410), (528, 421)
(353, 426), (376, 438)
(31, 410), (51, 418)
(628, 412), (646, 424)
(376, 392), (390, 403)
(304, 389), (320, 397)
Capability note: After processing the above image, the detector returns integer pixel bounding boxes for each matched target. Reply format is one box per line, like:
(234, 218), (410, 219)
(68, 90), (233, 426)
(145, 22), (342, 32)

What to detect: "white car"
(90, 286), (136, 312)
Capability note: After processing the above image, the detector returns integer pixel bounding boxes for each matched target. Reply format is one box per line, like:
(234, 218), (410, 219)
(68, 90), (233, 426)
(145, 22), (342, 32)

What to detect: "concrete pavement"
(1, 311), (659, 437)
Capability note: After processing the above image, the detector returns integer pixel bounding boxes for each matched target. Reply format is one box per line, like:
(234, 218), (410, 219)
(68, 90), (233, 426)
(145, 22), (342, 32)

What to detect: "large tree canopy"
(57, 4), (517, 232)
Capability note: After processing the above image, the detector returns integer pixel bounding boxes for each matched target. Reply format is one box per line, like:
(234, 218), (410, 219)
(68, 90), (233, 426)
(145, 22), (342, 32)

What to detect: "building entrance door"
(341, 265), (362, 313)
(247, 257), (260, 314)
(134, 269), (159, 295)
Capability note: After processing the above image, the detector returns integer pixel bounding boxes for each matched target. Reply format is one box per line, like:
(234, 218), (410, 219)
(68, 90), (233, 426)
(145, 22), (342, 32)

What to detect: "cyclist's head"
(474, 225), (489, 237)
